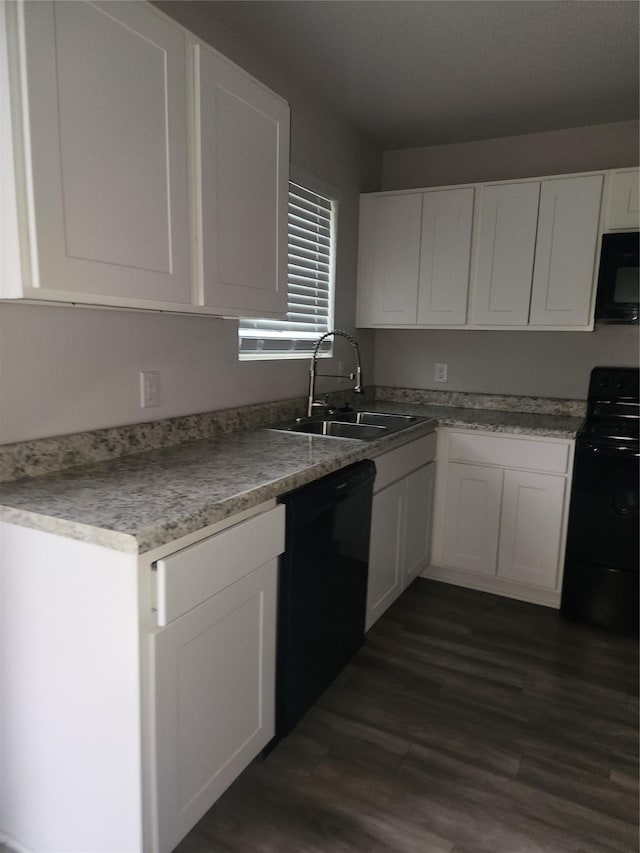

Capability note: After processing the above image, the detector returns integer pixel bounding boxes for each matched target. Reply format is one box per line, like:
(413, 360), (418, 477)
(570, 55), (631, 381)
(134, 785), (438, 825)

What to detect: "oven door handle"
(579, 441), (640, 458)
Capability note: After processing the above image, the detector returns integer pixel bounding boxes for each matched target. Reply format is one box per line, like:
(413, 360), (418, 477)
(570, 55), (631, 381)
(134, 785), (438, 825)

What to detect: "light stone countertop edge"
(0, 404), (582, 555)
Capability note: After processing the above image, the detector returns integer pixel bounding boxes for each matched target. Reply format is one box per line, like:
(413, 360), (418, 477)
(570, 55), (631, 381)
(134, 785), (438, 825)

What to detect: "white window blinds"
(239, 181), (335, 358)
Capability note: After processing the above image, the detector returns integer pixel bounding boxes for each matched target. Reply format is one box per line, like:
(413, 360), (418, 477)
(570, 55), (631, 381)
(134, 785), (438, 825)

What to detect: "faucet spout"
(307, 330), (364, 417)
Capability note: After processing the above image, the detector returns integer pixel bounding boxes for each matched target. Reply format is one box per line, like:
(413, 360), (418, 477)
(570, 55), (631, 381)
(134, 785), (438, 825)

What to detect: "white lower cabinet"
(367, 479), (404, 626)
(497, 469), (566, 588)
(404, 463), (437, 585)
(0, 502), (284, 853)
(151, 560), (277, 852)
(150, 504), (284, 852)
(366, 433), (436, 630)
(442, 462), (503, 575)
(431, 429), (573, 607)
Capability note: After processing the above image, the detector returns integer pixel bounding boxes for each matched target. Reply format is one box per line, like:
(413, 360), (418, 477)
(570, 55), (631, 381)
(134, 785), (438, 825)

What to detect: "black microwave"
(595, 232), (639, 324)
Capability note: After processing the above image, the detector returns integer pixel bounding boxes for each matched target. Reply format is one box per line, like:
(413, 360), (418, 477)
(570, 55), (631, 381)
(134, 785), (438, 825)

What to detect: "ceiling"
(199, 0), (639, 151)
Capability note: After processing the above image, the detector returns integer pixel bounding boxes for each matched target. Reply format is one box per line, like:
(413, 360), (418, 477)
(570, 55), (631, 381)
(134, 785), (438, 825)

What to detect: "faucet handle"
(309, 398), (329, 414)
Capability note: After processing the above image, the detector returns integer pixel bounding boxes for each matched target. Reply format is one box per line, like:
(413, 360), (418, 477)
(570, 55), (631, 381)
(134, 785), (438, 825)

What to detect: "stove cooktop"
(580, 366), (639, 444)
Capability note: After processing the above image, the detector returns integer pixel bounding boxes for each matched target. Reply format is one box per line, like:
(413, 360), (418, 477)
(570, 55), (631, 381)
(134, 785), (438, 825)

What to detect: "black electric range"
(561, 366), (639, 633)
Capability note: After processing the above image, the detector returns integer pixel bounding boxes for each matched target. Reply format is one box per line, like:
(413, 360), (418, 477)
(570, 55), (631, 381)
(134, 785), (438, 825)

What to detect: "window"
(238, 181), (336, 359)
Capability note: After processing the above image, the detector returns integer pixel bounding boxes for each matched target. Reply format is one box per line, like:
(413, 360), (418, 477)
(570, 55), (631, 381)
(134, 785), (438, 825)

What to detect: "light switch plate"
(434, 363), (448, 383)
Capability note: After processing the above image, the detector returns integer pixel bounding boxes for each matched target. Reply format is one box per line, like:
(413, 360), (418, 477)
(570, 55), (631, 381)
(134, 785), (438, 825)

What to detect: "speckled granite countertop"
(0, 394), (583, 556)
(359, 400), (584, 438)
(0, 418), (435, 554)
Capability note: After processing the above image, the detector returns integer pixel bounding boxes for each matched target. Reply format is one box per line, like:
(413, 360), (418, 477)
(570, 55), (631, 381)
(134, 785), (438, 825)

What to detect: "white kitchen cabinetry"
(430, 429), (574, 607)
(366, 432), (436, 629)
(497, 469), (566, 588)
(603, 168), (640, 231)
(0, 502), (284, 853)
(471, 182), (541, 326)
(357, 169), (610, 331)
(1, 0), (192, 308)
(0, 1), (289, 317)
(357, 193), (423, 325)
(356, 187), (473, 327)
(472, 174), (603, 328)
(151, 505), (283, 851)
(418, 188), (475, 325)
(192, 39), (289, 317)
(441, 462), (503, 575)
(528, 175), (604, 326)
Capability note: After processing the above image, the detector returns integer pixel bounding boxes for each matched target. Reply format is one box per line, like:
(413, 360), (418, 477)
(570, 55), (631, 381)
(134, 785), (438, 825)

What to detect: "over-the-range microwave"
(595, 231), (639, 324)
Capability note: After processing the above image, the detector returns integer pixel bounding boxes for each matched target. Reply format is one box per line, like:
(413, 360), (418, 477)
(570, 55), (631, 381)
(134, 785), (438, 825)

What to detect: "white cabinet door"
(417, 188), (473, 325)
(403, 462), (435, 586)
(497, 470), (565, 589)
(472, 182), (540, 325)
(18, 1), (191, 306)
(605, 169), (640, 230)
(529, 175), (603, 327)
(194, 41), (289, 317)
(365, 193), (423, 325)
(441, 462), (503, 574)
(366, 480), (404, 630)
(151, 559), (277, 853)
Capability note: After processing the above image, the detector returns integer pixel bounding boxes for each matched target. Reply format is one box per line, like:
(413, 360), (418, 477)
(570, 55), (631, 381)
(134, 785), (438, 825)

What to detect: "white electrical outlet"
(140, 371), (161, 408)
(434, 362), (448, 383)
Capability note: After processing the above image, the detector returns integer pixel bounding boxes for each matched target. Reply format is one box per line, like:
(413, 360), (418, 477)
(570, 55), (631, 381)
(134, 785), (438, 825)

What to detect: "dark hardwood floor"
(176, 579), (639, 853)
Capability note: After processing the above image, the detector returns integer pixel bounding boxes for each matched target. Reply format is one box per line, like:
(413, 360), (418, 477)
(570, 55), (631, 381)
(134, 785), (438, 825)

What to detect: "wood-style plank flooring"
(176, 579), (638, 853)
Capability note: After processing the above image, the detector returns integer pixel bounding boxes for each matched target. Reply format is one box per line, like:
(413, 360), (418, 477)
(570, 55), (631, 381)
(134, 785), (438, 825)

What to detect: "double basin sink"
(267, 410), (423, 441)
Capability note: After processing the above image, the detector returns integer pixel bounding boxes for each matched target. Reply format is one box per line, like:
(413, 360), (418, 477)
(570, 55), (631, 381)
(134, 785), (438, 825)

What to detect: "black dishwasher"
(272, 460), (375, 746)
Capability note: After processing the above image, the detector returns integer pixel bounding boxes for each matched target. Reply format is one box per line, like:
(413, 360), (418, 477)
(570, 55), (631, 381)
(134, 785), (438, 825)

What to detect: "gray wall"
(374, 122), (639, 399)
(382, 121), (639, 189)
(374, 326), (639, 400)
(0, 3), (382, 444)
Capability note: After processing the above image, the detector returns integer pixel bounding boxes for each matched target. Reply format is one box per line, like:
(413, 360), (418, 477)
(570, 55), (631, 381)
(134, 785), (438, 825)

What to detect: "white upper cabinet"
(356, 187), (473, 327)
(529, 175), (603, 326)
(417, 188), (474, 325)
(472, 181), (540, 326)
(358, 193), (422, 325)
(1, 1), (289, 316)
(193, 40), (289, 317)
(358, 169), (610, 331)
(472, 174), (602, 329)
(604, 168), (640, 231)
(4, 0), (191, 308)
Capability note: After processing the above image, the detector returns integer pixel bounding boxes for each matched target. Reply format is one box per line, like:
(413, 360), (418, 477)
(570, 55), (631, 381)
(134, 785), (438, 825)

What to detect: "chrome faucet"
(307, 329), (364, 417)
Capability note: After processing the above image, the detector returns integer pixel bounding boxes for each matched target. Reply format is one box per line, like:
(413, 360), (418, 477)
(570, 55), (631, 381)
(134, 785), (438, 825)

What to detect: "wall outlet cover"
(140, 371), (161, 407)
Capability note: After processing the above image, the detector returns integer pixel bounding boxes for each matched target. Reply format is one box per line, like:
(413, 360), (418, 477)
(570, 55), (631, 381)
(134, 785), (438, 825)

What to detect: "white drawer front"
(373, 432), (437, 492)
(447, 431), (570, 474)
(156, 504), (285, 625)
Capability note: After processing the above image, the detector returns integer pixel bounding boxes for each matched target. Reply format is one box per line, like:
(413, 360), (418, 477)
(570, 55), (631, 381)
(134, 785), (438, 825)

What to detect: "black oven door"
(562, 438), (639, 631)
(566, 439), (639, 569)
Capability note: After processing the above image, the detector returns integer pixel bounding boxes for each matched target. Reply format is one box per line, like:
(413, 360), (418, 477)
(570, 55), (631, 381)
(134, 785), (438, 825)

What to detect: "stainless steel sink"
(335, 411), (418, 430)
(266, 410), (424, 441)
(271, 419), (388, 440)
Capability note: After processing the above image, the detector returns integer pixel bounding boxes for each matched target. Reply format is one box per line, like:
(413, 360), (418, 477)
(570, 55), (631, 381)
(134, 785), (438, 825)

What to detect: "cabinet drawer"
(373, 432), (436, 492)
(448, 431), (569, 474)
(155, 505), (285, 625)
